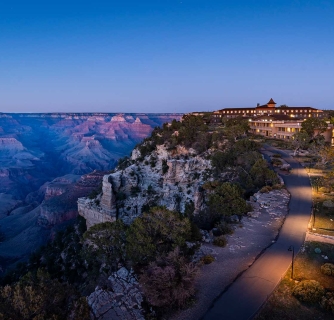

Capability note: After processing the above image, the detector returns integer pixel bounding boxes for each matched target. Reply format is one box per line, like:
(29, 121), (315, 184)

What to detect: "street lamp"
(288, 245), (295, 279)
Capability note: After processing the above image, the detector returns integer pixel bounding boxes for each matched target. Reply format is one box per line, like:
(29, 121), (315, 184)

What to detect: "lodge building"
(212, 98), (324, 122)
(212, 99), (334, 145)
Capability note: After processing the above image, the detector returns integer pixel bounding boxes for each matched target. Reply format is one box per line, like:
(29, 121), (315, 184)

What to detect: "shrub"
(88, 189), (100, 199)
(150, 158), (156, 168)
(139, 248), (199, 308)
(250, 159), (279, 187)
(321, 263), (334, 276)
(0, 270), (90, 320)
(192, 209), (219, 231)
(292, 280), (325, 304)
(116, 192), (127, 201)
(213, 222), (234, 236)
(271, 158), (282, 166)
(193, 172), (200, 180)
(184, 201), (195, 217)
(272, 153), (282, 158)
(320, 292), (334, 314)
(213, 235), (227, 247)
(200, 255), (215, 264)
(130, 186), (141, 196)
(272, 184), (283, 190)
(83, 220), (127, 270)
(189, 222), (202, 242)
(207, 182), (249, 219)
(260, 186), (272, 193)
(147, 185), (155, 195)
(126, 207), (191, 264)
(117, 156), (130, 170)
(162, 159), (169, 174)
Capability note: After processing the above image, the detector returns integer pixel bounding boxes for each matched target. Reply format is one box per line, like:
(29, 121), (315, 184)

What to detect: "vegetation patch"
(213, 235), (227, 247)
(292, 280), (325, 304)
(321, 263), (334, 276)
(200, 254), (215, 264)
(255, 241), (334, 320)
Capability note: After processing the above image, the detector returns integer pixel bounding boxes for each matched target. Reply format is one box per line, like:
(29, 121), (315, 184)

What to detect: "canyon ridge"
(0, 113), (181, 272)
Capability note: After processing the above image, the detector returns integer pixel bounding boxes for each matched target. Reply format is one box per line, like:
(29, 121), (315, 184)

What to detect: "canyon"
(0, 112), (181, 272)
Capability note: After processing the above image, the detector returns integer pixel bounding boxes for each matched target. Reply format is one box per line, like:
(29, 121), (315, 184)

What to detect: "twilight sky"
(0, 0), (333, 113)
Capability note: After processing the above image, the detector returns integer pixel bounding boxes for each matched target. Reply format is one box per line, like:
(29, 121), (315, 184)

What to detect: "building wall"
(212, 106), (324, 123)
(249, 119), (334, 144)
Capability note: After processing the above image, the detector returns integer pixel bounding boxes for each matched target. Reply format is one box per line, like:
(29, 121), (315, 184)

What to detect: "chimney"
(257, 103), (260, 107)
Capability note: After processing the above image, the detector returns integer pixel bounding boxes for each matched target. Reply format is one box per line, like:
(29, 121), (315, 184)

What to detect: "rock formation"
(78, 144), (211, 227)
(88, 267), (144, 320)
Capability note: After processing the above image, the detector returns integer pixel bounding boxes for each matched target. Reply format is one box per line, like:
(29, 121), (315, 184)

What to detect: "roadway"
(203, 146), (313, 320)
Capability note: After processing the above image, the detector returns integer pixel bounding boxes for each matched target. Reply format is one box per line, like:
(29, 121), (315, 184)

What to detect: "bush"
(126, 207), (192, 264)
(207, 182), (249, 219)
(200, 255), (215, 264)
(139, 248), (199, 308)
(162, 159), (169, 174)
(130, 186), (141, 196)
(116, 192), (127, 201)
(118, 156), (130, 170)
(321, 263), (334, 276)
(271, 158), (282, 166)
(292, 280), (325, 304)
(83, 220), (127, 271)
(187, 222), (201, 242)
(272, 153), (282, 158)
(192, 209), (219, 231)
(260, 186), (272, 193)
(213, 235), (227, 247)
(320, 292), (334, 314)
(213, 222), (234, 236)
(0, 270), (90, 320)
(88, 188), (100, 199)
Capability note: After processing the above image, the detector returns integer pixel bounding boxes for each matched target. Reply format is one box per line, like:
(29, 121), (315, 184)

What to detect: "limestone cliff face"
(78, 144), (211, 227)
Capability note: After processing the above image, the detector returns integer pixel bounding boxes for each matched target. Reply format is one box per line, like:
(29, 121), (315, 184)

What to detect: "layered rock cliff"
(0, 113), (181, 271)
(78, 143), (211, 227)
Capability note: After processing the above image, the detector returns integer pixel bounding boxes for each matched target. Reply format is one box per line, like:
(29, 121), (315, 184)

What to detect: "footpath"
(203, 146), (313, 320)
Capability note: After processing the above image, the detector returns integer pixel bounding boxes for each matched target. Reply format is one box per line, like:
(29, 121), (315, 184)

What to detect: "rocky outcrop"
(78, 197), (116, 228)
(88, 267), (144, 320)
(79, 144), (211, 227)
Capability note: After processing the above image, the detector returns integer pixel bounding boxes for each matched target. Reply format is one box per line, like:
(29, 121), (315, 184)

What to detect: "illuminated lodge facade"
(212, 99), (334, 145)
(212, 98), (324, 121)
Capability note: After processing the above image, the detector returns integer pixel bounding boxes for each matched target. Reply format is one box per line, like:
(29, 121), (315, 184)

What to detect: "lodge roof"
(216, 107), (255, 112)
(267, 98), (276, 105)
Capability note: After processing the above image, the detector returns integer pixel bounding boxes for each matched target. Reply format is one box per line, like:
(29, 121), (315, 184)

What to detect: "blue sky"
(0, 0), (333, 113)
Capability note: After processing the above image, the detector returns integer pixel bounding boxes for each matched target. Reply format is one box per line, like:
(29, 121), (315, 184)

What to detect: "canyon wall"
(0, 112), (181, 272)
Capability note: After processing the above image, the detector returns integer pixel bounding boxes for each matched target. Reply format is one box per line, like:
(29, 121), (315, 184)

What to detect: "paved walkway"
(203, 146), (313, 320)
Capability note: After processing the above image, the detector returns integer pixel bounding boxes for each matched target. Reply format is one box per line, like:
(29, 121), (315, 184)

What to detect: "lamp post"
(288, 245), (295, 279)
